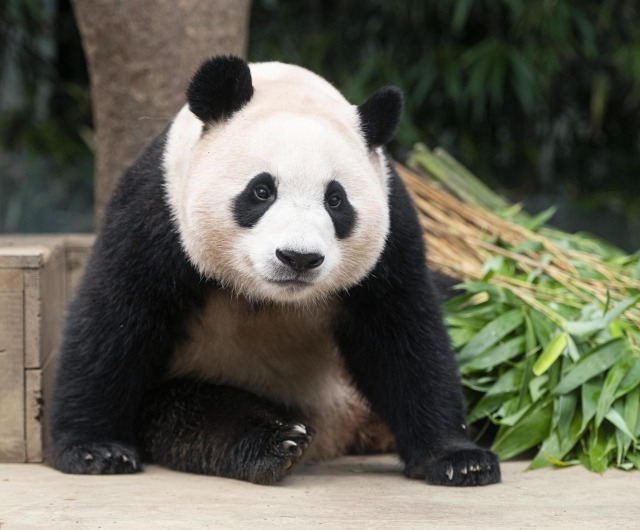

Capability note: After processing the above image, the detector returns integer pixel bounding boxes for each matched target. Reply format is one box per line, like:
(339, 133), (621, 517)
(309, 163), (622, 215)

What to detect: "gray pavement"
(1, 455), (638, 529)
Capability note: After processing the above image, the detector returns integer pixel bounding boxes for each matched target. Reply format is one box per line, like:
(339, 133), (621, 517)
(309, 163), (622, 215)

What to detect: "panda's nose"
(276, 249), (325, 271)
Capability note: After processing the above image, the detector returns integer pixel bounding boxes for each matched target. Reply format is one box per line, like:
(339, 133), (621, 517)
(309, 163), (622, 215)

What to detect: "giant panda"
(50, 56), (500, 487)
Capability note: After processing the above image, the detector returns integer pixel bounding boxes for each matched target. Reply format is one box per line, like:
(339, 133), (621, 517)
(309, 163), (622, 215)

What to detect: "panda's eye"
(327, 194), (342, 209)
(324, 180), (355, 238)
(254, 184), (272, 201)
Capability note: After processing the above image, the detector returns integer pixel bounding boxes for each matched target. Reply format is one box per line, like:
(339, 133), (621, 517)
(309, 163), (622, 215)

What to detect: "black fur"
(233, 172), (277, 228)
(187, 56), (254, 123)
(50, 59), (500, 486)
(141, 380), (313, 485)
(357, 86), (403, 149)
(49, 127), (214, 474)
(324, 180), (356, 239)
(332, 163), (500, 486)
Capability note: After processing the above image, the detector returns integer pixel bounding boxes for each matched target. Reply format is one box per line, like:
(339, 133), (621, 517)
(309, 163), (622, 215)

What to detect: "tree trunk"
(71, 0), (252, 226)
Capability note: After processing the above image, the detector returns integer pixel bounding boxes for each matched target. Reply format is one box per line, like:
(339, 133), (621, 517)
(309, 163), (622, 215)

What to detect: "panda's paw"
(405, 444), (500, 487)
(250, 421), (314, 485)
(53, 442), (142, 475)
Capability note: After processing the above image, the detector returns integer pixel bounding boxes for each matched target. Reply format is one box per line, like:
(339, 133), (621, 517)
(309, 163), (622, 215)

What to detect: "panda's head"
(164, 56), (403, 305)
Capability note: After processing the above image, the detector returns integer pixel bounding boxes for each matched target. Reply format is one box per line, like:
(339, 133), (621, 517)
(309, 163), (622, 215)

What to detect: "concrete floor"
(0, 455), (638, 529)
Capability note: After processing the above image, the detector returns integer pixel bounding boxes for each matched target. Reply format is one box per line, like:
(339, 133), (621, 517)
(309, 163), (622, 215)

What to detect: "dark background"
(1, 0), (639, 251)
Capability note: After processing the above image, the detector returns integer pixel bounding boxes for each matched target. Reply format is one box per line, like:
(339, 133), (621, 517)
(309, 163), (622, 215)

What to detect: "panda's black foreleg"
(140, 379), (314, 485)
(334, 169), (500, 487)
(335, 282), (500, 487)
(49, 127), (212, 476)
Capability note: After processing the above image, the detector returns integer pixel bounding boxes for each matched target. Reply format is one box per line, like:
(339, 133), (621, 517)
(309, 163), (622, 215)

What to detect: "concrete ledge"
(0, 456), (638, 529)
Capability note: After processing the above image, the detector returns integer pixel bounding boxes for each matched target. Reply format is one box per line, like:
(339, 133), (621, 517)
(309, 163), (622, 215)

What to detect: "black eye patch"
(233, 172), (277, 228)
(324, 180), (357, 239)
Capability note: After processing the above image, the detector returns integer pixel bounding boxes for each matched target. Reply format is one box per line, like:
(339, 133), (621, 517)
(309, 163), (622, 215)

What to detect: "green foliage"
(0, 0), (93, 232)
(450, 281), (640, 471)
(2, 0), (639, 240)
(410, 146), (640, 472)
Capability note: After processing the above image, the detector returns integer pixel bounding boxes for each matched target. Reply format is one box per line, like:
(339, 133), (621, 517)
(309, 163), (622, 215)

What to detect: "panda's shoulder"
(96, 125), (192, 278)
(360, 160), (428, 286)
(108, 125), (171, 209)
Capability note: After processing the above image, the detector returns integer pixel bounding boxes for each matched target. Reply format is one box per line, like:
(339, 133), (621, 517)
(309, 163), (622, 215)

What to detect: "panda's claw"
(291, 424), (307, 435)
(404, 444), (500, 487)
(248, 420), (314, 484)
(53, 442), (141, 475)
(282, 440), (301, 456)
(445, 465), (454, 481)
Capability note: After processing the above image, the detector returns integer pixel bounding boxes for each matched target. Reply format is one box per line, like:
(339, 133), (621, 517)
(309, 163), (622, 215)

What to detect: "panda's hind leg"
(140, 379), (314, 485)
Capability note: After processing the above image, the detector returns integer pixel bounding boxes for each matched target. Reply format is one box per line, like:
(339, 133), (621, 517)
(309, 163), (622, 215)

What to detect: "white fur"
(168, 290), (348, 412)
(167, 289), (377, 461)
(162, 62), (397, 459)
(163, 62), (391, 305)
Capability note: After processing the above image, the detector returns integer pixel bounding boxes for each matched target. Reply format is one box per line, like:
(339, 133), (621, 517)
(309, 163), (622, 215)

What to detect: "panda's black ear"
(187, 56), (254, 123)
(357, 86), (403, 150)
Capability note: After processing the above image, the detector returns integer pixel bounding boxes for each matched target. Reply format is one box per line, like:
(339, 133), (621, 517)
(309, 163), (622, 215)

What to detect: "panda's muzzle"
(275, 249), (325, 272)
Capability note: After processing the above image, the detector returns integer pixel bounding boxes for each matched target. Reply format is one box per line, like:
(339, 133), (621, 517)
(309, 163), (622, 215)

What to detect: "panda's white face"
(164, 62), (392, 305)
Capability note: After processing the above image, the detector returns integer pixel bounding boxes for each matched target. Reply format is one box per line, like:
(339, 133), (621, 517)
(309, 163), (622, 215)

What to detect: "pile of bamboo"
(397, 146), (640, 331)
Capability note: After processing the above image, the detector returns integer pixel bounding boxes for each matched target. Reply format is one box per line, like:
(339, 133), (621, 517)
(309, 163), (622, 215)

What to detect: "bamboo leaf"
(564, 320), (605, 336)
(467, 367), (523, 423)
(588, 424), (617, 473)
(457, 309), (524, 364)
(553, 391), (578, 437)
(529, 434), (562, 470)
(528, 373), (548, 402)
(460, 336), (525, 372)
(614, 357), (640, 400)
(455, 281), (506, 299)
(530, 408), (583, 469)
(565, 295), (640, 336)
(595, 353), (635, 426)
(581, 378), (602, 431)
(553, 340), (628, 395)
(491, 400), (553, 460)
(496, 398), (532, 427)
(448, 327), (478, 349)
(445, 316), (487, 330)
(627, 453), (640, 470)
(528, 308), (556, 348)
(623, 386), (640, 439)
(605, 408), (638, 442)
(533, 332), (568, 376)
(602, 295), (640, 326)
(523, 206), (557, 232)
(565, 334), (581, 362)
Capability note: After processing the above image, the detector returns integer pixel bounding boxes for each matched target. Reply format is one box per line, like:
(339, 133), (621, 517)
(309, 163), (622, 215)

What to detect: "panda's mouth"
(268, 278), (312, 290)
(262, 265), (322, 292)
(264, 270), (319, 290)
